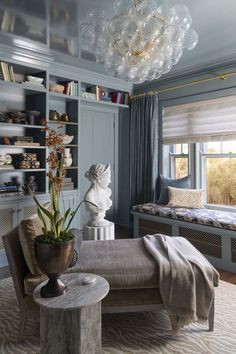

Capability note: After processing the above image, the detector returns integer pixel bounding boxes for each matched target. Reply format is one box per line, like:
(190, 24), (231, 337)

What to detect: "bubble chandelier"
(81, 0), (198, 84)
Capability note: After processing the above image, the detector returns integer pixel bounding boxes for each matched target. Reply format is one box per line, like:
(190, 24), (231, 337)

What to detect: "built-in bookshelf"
(0, 59), (130, 201)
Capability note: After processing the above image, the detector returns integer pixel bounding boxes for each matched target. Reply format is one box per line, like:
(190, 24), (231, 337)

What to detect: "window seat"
(133, 203), (236, 231)
(132, 204), (236, 273)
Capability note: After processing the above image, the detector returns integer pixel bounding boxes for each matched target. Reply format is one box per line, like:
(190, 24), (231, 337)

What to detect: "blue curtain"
(129, 94), (159, 207)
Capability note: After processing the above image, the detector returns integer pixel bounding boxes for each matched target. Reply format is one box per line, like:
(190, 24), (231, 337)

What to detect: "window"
(163, 95), (236, 210)
(169, 144), (189, 178)
(201, 141), (236, 207)
(169, 141), (236, 208)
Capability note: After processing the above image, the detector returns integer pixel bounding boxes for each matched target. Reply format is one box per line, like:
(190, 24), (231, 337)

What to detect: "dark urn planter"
(35, 236), (74, 298)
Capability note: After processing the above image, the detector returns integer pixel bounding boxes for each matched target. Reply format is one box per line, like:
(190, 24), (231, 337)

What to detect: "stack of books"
(110, 92), (129, 105)
(12, 136), (40, 147)
(0, 164), (14, 170)
(62, 177), (74, 190)
(62, 81), (79, 96)
(0, 184), (19, 197)
(0, 62), (15, 82)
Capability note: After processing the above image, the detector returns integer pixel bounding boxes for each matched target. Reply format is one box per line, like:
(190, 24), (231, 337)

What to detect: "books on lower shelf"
(0, 164), (14, 169)
(0, 61), (15, 82)
(0, 183), (20, 197)
(14, 142), (40, 147)
(62, 177), (74, 190)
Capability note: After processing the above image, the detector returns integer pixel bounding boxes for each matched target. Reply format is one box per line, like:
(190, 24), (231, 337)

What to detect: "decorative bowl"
(27, 76), (44, 84)
(62, 135), (74, 145)
(49, 84), (65, 94)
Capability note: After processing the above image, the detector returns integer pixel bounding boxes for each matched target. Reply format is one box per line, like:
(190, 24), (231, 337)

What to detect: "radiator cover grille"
(139, 219), (172, 237)
(231, 238), (236, 263)
(179, 227), (222, 258)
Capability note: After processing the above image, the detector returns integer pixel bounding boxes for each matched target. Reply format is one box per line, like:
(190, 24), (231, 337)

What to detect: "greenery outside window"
(169, 143), (189, 179)
(200, 141), (236, 207)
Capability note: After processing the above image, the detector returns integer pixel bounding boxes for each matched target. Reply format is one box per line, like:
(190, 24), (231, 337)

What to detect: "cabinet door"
(79, 104), (117, 227)
(0, 204), (18, 250)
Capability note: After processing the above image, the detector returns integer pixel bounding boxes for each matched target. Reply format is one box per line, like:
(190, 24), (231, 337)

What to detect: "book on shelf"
(62, 81), (79, 96)
(0, 164), (14, 169)
(62, 177), (74, 190)
(62, 182), (74, 190)
(1, 10), (16, 33)
(86, 85), (102, 100)
(62, 177), (72, 183)
(110, 91), (129, 105)
(0, 62), (15, 82)
(0, 185), (18, 192)
(14, 142), (40, 147)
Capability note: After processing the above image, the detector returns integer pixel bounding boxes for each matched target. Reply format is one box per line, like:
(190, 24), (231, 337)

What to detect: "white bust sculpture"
(84, 163), (112, 227)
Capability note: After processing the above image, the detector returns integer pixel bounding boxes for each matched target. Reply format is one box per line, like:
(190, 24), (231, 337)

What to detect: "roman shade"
(162, 95), (236, 144)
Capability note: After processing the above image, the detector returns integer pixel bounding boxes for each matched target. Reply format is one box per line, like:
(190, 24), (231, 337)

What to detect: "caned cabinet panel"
(0, 205), (17, 249)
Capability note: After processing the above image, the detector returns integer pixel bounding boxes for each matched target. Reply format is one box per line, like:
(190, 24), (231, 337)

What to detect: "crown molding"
(0, 34), (133, 93)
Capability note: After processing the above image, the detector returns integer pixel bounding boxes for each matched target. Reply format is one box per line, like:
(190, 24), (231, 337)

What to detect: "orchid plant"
(31, 121), (84, 243)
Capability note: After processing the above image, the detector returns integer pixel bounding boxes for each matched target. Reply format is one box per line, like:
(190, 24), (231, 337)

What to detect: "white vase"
(63, 148), (73, 167)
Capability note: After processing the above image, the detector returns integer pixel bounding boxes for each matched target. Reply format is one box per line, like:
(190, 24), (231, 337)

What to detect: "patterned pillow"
(167, 186), (205, 209)
(157, 175), (191, 205)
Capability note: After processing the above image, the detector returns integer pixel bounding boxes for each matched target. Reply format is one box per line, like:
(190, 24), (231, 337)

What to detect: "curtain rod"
(130, 70), (236, 99)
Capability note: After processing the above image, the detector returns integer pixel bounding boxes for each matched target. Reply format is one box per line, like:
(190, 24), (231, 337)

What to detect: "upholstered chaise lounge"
(3, 225), (215, 340)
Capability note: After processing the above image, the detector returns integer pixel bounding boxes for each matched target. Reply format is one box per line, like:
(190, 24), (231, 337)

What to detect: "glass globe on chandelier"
(81, 0), (198, 84)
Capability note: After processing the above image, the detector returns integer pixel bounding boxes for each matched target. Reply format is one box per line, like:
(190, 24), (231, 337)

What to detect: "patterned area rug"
(0, 278), (236, 354)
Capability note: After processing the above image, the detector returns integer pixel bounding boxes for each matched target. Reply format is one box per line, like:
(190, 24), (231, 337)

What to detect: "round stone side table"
(33, 273), (109, 354)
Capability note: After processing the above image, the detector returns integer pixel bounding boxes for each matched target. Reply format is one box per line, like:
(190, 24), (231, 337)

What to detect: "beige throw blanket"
(143, 234), (219, 332)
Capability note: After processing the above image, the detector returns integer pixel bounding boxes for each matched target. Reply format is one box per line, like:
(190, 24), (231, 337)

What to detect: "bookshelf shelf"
(0, 122), (43, 129)
(0, 80), (46, 94)
(0, 145), (45, 149)
(49, 91), (79, 101)
(49, 120), (78, 126)
(0, 168), (46, 173)
(80, 97), (129, 109)
(64, 166), (78, 170)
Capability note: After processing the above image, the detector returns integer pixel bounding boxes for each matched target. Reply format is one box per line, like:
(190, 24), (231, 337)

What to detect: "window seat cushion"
(133, 203), (236, 231)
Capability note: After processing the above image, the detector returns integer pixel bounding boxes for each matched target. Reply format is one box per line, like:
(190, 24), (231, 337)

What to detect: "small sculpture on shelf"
(0, 154), (12, 166)
(61, 113), (70, 122)
(84, 163), (112, 227)
(27, 110), (41, 125)
(63, 148), (73, 168)
(49, 110), (60, 121)
(22, 175), (38, 194)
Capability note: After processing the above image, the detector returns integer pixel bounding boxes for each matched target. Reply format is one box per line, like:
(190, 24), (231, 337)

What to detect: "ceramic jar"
(63, 148), (73, 167)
